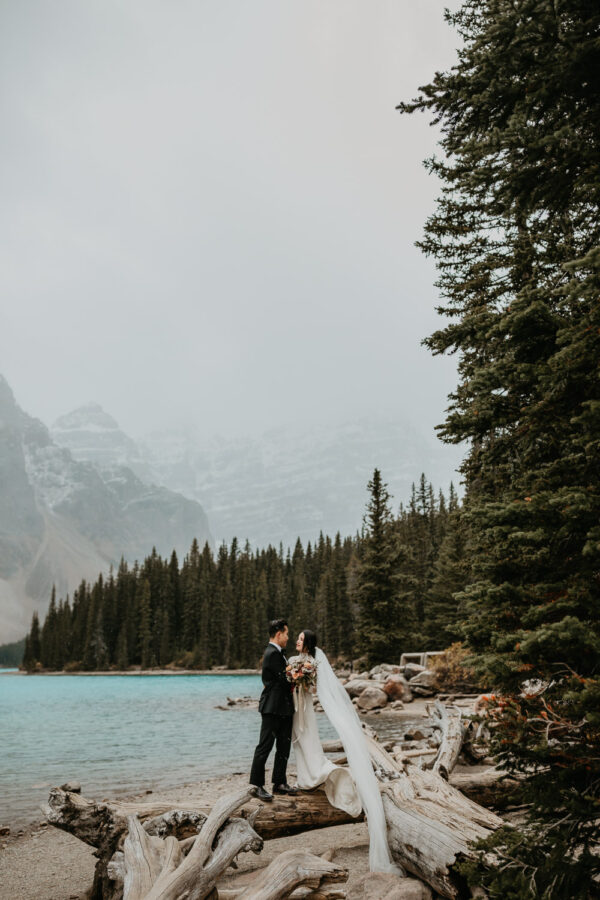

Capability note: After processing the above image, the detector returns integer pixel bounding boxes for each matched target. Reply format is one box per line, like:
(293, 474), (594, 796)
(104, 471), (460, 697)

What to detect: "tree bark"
(363, 731), (503, 899)
(233, 849), (347, 900)
(430, 700), (464, 780)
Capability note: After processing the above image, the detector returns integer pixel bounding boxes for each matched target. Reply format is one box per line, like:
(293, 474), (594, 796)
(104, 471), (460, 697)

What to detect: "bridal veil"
(315, 647), (400, 874)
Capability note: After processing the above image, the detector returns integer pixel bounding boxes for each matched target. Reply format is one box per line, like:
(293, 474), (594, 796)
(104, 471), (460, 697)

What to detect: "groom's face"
(274, 626), (289, 648)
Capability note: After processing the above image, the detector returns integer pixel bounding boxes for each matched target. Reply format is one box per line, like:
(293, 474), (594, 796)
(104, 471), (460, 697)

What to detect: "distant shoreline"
(6, 668), (261, 677)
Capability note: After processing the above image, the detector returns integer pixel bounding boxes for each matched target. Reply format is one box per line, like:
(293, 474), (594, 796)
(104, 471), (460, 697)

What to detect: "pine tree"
(427, 487), (470, 647)
(41, 586), (58, 668)
(357, 469), (413, 664)
(115, 623), (129, 670)
(138, 579), (154, 669)
(400, 1), (600, 893)
(22, 611), (41, 670)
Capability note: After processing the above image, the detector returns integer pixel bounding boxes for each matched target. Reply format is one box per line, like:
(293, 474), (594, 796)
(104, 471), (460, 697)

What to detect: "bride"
(290, 629), (399, 874)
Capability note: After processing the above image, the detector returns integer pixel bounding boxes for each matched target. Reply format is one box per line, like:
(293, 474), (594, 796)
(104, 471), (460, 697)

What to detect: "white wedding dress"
(291, 648), (400, 874)
(292, 673), (362, 817)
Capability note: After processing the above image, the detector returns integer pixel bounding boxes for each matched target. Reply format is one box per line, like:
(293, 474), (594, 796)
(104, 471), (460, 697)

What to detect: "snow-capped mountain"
(52, 402), (153, 481)
(50, 401), (463, 552)
(0, 376), (211, 642)
(139, 419), (463, 550)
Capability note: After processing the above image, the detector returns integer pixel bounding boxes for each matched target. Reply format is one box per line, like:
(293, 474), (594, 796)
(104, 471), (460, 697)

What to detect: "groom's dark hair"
(268, 618), (287, 638)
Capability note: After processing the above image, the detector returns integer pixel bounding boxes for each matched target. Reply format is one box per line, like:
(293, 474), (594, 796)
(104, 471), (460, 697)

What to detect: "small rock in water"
(0, 825), (10, 835)
(146, 789), (153, 794)
(61, 781), (82, 793)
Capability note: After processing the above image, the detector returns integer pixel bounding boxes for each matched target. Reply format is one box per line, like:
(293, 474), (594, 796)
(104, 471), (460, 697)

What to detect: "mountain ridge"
(0, 375), (211, 642)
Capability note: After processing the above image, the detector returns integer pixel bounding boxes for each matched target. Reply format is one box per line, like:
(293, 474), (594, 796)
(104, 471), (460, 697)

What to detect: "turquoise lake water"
(0, 671), (343, 827)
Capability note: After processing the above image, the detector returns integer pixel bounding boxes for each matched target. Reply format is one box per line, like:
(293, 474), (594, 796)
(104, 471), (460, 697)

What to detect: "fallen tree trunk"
(430, 700), (464, 780)
(365, 731), (503, 898)
(449, 768), (522, 810)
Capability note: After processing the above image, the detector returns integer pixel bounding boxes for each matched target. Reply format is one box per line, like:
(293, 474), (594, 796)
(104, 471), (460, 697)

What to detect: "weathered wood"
(46, 706), (503, 900)
(430, 701), (464, 780)
(449, 768), (522, 810)
(362, 733), (503, 899)
(141, 788), (262, 900)
(123, 815), (180, 900)
(239, 790), (364, 839)
(47, 786), (361, 849)
(235, 849), (348, 900)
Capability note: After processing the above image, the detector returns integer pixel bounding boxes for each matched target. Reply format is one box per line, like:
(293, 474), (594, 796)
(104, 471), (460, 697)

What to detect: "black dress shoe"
(272, 783), (298, 795)
(252, 786), (273, 802)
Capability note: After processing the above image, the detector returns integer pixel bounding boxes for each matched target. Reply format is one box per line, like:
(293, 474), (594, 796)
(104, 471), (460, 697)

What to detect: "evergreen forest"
(22, 473), (465, 672)
(397, 0), (600, 895)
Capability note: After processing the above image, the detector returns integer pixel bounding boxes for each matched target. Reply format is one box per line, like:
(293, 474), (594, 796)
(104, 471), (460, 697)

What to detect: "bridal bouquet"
(285, 655), (317, 692)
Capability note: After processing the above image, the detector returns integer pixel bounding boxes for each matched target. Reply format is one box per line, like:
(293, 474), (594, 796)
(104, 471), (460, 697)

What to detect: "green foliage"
(357, 469), (416, 664)
(401, 0), (600, 893)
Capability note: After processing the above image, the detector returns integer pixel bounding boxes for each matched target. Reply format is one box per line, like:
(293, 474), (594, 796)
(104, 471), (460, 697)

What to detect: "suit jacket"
(258, 644), (294, 717)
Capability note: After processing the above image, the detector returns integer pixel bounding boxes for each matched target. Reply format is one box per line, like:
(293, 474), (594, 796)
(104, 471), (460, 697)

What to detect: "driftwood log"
(430, 700), (465, 780)
(365, 724), (503, 899)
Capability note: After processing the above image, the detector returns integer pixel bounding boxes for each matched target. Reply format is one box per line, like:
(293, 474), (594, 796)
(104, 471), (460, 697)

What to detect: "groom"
(249, 618), (297, 802)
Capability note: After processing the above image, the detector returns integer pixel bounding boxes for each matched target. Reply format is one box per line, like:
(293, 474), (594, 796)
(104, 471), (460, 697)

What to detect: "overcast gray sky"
(1, 0), (462, 441)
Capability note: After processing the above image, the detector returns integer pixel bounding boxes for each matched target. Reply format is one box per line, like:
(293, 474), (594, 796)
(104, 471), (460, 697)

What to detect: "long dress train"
(291, 648), (400, 874)
(292, 682), (362, 817)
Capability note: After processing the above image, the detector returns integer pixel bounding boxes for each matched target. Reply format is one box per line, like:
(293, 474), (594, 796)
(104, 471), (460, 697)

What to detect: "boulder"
(409, 669), (437, 685)
(346, 872), (433, 900)
(370, 672), (388, 683)
(406, 672), (437, 695)
(404, 662), (426, 681)
(382, 674), (412, 702)
(411, 684), (436, 697)
(344, 679), (373, 698)
(356, 686), (389, 710)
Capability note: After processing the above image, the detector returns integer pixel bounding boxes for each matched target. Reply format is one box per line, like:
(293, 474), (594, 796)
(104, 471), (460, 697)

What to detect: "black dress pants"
(249, 713), (292, 788)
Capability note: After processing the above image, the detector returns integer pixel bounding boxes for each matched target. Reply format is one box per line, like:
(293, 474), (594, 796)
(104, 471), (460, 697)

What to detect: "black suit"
(249, 643), (294, 788)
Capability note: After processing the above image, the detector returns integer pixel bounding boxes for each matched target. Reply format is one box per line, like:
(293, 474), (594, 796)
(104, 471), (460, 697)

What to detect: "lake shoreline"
(6, 667), (261, 676)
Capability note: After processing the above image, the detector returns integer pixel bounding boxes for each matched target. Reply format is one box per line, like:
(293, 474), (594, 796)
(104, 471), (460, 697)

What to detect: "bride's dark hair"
(301, 629), (317, 657)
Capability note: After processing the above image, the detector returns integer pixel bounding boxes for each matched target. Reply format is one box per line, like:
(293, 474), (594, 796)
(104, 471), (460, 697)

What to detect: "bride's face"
(296, 632), (305, 652)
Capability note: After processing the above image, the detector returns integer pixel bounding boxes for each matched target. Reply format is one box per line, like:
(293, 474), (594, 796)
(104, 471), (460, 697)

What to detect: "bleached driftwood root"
(46, 786), (361, 899)
(123, 788), (264, 900)
(122, 801), (348, 900)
